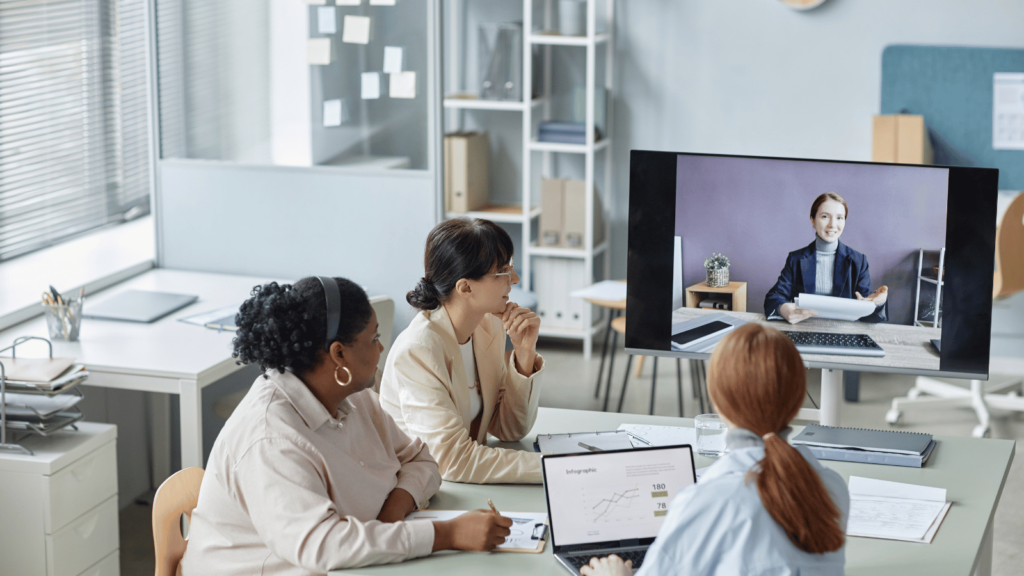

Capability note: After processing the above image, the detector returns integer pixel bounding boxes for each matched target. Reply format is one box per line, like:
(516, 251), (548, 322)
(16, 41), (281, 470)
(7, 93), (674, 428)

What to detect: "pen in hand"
(487, 498), (500, 515)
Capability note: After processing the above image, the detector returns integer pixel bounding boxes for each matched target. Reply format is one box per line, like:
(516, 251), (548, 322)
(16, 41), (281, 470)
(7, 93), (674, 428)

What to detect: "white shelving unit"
(914, 248), (945, 328)
(443, 0), (614, 359)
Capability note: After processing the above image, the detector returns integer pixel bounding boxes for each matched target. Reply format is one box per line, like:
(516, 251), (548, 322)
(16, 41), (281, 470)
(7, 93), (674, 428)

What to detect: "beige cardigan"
(380, 306), (544, 484)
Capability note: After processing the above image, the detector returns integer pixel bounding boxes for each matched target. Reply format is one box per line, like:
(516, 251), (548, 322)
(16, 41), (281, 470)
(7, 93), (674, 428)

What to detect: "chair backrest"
(995, 192), (1024, 299)
(369, 295), (395, 393)
(152, 467), (205, 576)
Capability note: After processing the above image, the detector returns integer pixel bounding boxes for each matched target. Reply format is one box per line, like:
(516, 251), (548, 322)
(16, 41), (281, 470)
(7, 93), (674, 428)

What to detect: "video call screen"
(625, 151), (999, 378)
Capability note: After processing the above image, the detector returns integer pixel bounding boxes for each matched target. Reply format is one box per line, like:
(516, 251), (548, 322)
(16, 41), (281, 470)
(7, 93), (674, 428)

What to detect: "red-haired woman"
(582, 323), (848, 576)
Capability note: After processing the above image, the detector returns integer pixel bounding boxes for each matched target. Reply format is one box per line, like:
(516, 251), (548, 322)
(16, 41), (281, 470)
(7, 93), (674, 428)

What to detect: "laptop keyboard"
(780, 331), (885, 357)
(565, 549), (646, 572)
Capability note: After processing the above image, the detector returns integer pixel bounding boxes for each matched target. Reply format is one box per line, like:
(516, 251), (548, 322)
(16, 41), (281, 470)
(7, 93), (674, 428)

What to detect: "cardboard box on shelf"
(872, 115), (933, 165)
(540, 178), (564, 246)
(444, 132), (489, 213)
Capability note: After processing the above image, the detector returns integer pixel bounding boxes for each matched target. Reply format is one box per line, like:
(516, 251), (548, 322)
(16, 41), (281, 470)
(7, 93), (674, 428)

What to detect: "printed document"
(794, 293), (876, 322)
(617, 424), (696, 448)
(404, 510), (547, 552)
(846, 476), (950, 543)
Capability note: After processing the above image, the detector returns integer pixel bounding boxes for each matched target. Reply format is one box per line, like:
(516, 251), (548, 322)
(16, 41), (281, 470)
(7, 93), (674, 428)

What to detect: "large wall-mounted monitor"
(626, 151), (998, 379)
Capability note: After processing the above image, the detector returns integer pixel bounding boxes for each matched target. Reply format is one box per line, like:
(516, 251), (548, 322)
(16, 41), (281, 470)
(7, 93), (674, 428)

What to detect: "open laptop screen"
(542, 446), (696, 547)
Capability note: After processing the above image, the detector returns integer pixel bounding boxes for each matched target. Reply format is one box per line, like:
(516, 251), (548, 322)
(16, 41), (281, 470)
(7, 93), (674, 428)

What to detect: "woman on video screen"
(763, 192), (888, 325)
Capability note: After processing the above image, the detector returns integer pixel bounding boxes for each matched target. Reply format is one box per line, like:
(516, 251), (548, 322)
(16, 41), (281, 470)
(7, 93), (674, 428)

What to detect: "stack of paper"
(846, 476), (951, 543)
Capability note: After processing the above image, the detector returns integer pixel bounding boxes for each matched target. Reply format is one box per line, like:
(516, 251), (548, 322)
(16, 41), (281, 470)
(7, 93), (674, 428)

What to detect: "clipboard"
(533, 430), (633, 454)
(404, 510), (549, 553)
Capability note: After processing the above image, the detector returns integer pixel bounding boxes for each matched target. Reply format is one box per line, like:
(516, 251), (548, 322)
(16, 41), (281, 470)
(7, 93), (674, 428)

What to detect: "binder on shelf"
(563, 179), (605, 248)
(444, 132), (489, 213)
(540, 178), (563, 246)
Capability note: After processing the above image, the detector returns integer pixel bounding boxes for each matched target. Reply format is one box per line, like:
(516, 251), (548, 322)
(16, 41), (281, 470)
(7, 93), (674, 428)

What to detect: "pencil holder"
(43, 300), (83, 341)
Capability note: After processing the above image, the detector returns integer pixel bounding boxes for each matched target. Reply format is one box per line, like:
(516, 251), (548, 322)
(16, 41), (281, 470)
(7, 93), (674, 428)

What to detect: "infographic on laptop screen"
(670, 154), (950, 370)
(545, 448), (696, 546)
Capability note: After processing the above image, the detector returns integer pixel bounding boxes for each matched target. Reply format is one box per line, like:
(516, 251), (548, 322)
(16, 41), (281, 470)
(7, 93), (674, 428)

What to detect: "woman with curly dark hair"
(179, 276), (512, 576)
(380, 218), (545, 484)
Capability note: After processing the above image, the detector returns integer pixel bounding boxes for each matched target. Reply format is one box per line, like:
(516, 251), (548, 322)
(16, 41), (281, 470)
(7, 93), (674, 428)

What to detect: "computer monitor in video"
(626, 151), (998, 379)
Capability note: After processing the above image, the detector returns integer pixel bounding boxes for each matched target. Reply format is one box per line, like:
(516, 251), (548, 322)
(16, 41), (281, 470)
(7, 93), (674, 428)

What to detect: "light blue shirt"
(636, 428), (850, 576)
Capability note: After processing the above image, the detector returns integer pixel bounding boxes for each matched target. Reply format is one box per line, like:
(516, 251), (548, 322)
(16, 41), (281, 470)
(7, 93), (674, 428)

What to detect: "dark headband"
(316, 276), (341, 348)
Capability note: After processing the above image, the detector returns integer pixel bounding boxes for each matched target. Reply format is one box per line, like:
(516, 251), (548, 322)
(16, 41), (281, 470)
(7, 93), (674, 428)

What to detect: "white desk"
(0, 269), (278, 470)
(332, 408), (1015, 576)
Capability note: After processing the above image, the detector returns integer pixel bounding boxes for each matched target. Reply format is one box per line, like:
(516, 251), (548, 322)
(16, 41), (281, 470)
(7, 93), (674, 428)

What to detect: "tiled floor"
(118, 340), (1023, 575)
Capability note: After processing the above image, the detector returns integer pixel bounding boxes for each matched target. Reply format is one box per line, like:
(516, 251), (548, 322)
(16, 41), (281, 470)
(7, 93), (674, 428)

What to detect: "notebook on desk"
(791, 424), (932, 456)
(534, 430), (634, 454)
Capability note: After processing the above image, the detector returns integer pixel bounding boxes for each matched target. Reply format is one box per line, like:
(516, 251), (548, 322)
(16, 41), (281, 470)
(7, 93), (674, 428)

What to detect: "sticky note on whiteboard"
(383, 46), (403, 74)
(370, 0), (397, 5)
(323, 99), (344, 127)
(389, 72), (416, 99)
(342, 15), (371, 44)
(336, 0), (362, 4)
(303, 0), (327, 5)
(317, 7), (336, 34)
(307, 38), (331, 65)
(361, 72), (381, 99)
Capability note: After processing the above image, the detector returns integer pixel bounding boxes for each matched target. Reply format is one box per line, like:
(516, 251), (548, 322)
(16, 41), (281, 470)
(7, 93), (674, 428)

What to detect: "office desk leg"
(974, 517), (993, 576)
(179, 379), (204, 470)
(820, 369), (843, 427)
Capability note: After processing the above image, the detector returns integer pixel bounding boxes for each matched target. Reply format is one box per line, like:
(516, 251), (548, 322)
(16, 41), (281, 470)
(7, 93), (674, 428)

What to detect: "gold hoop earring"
(334, 366), (352, 387)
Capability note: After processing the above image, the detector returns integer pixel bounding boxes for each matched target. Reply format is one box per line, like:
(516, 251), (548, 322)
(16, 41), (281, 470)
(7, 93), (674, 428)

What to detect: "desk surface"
(0, 269), (278, 384)
(670, 307), (942, 374)
(333, 408), (1014, 576)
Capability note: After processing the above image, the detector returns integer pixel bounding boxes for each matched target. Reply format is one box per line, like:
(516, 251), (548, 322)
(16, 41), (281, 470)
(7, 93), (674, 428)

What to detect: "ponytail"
(756, 433), (844, 553)
(708, 324), (844, 554)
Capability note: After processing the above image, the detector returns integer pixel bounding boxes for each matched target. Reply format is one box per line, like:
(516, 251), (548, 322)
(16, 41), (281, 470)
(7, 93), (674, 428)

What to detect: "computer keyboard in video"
(566, 549), (647, 571)
(781, 331), (885, 357)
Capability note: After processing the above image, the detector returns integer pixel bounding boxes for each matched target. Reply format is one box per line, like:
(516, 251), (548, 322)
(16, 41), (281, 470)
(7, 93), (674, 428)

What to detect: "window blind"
(0, 0), (151, 262)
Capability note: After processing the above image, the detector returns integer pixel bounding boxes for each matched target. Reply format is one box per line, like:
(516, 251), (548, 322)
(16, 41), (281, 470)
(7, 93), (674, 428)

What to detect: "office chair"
(153, 467), (205, 576)
(887, 192), (1024, 437)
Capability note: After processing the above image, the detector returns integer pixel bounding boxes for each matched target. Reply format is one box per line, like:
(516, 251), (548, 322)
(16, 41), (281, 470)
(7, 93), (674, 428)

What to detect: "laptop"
(542, 445), (697, 574)
(83, 289), (199, 323)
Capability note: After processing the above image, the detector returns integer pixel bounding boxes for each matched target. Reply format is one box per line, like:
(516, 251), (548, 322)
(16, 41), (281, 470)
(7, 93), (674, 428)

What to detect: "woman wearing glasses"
(380, 218), (545, 484)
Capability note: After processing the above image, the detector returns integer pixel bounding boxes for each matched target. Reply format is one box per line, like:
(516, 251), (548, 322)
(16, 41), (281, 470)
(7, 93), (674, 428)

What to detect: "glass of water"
(695, 413), (728, 457)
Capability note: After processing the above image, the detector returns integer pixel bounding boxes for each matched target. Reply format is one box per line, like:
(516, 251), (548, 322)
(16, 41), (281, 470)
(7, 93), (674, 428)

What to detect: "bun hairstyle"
(407, 218), (514, 310)
(708, 324), (844, 554)
(232, 277), (373, 377)
(810, 192), (849, 220)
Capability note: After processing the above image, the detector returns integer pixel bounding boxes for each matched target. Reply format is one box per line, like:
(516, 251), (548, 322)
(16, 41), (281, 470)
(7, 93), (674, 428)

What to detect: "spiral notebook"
(533, 430), (634, 454)
(791, 424), (932, 456)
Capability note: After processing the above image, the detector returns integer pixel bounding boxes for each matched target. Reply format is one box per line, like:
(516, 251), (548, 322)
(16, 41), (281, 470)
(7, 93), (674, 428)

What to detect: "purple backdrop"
(675, 155), (949, 325)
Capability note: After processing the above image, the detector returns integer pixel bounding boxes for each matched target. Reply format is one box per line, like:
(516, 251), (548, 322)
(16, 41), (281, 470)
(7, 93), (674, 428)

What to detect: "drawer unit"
(46, 496), (119, 576)
(45, 441), (118, 532)
(0, 423), (118, 576)
(75, 550), (119, 576)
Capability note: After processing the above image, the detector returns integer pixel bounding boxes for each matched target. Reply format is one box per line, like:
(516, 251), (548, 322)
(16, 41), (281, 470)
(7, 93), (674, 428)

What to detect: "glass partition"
(155, 0), (431, 170)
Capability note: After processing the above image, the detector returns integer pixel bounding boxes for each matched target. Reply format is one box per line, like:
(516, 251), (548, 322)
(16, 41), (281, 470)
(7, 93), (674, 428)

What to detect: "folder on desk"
(534, 430), (633, 454)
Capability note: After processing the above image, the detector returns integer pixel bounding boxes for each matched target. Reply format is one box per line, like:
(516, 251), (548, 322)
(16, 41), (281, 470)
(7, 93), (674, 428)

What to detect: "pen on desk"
(626, 432), (652, 446)
(578, 442), (603, 452)
(487, 498), (500, 515)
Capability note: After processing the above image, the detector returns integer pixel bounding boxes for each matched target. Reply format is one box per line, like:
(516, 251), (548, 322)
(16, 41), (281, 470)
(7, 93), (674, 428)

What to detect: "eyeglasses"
(488, 262), (516, 282)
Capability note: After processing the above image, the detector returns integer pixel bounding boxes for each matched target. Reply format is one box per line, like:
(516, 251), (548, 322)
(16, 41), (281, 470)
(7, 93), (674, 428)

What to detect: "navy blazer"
(764, 241), (887, 323)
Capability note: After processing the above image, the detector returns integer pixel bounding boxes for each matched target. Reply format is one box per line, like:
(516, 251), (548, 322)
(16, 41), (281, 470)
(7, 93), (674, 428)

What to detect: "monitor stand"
(796, 369), (843, 427)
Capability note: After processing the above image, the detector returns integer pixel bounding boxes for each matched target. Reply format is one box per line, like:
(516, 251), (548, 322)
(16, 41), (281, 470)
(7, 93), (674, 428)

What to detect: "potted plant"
(704, 253), (730, 287)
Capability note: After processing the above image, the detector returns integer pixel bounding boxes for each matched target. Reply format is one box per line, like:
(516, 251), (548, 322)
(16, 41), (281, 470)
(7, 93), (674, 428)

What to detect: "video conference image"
(669, 154), (951, 372)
